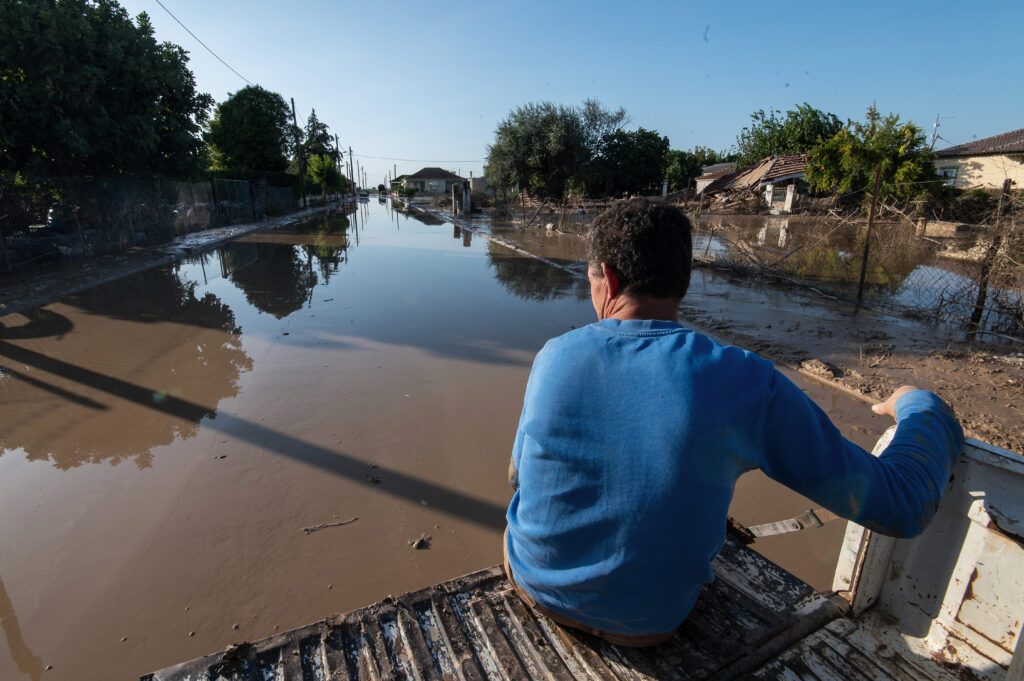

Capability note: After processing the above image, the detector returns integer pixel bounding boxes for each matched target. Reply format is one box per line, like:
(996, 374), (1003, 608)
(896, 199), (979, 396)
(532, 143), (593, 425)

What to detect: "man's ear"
(601, 263), (621, 299)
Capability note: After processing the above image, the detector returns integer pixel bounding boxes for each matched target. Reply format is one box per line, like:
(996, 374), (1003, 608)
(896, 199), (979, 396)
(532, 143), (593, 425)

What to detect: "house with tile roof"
(934, 128), (1024, 189)
(401, 167), (466, 194)
(700, 154), (809, 212)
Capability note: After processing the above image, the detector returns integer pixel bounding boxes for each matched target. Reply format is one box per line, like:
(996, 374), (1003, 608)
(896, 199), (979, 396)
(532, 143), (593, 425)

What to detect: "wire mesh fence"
(689, 196), (1023, 340)
(0, 176), (296, 272)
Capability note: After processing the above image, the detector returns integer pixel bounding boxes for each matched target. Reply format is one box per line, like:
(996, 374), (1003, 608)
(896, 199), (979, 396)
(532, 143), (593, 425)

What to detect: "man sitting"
(504, 199), (963, 646)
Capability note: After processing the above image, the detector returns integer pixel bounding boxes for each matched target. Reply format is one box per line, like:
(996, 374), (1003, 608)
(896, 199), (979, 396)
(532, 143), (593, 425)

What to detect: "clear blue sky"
(119, 0), (1023, 186)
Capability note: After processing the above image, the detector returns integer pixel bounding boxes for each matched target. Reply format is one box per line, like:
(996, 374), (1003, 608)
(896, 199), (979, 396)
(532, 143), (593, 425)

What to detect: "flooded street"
(2, 201), (892, 680)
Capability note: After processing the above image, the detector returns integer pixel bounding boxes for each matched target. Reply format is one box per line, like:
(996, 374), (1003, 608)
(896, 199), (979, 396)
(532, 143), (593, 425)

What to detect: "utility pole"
(290, 98), (307, 209)
(856, 166), (883, 304)
(334, 134), (343, 203)
(968, 178), (1013, 337)
(348, 147), (354, 194)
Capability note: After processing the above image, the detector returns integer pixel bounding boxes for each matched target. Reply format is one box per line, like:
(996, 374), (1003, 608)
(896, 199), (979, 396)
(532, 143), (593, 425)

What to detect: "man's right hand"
(871, 385), (920, 420)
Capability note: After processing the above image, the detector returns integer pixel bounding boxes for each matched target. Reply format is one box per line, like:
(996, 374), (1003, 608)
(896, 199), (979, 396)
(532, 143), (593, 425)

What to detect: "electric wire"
(352, 154), (483, 163)
(153, 0), (252, 85)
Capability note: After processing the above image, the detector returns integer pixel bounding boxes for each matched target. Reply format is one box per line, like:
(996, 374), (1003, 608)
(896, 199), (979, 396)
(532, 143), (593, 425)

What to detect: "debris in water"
(232, 623), (239, 630)
(303, 516), (359, 534)
(121, 636), (128, 642)
(365, 474), (381, 484)
(409, 533), (431, 549)
(282, 332), (290, 336)
(367, 462), (378, 468)
(188, 631), (196, 637)
(323, 298), (334, 302)
(420, 499), (429, 506)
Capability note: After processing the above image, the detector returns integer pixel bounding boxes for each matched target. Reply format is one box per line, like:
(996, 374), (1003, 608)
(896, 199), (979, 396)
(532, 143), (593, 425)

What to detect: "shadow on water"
(0, 574), (43, 681)
(0, 267), (252, 469)
(0, 339), (506, 530)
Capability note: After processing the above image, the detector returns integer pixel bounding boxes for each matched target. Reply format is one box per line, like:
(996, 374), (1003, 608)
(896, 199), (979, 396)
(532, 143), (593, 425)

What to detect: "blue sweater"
(505, 319), (963, 635)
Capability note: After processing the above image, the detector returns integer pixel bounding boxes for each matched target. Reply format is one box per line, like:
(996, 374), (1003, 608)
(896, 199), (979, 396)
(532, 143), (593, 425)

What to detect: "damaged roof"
(936, 128), (1024, 157)
(704, 154), (807, 194)
(762, 153), (807, 182)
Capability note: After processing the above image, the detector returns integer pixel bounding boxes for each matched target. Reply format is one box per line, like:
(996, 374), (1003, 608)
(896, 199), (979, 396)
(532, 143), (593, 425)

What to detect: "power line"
(153, 0), (252, 86)
(352, 154), (482, 163)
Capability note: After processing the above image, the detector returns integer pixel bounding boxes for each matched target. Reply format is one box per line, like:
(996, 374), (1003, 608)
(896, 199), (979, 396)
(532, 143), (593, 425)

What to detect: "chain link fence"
(690, 193), (1023, 340)
(0, 176), (296, 272)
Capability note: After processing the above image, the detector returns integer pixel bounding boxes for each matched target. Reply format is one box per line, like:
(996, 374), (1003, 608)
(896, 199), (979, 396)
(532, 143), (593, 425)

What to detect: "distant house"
(934, 128), (1024, 189)
(402, 167), (466, 194)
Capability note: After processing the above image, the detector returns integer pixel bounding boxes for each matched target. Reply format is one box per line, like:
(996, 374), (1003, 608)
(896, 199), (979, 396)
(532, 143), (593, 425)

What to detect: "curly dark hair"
(585, 199), (692, 299)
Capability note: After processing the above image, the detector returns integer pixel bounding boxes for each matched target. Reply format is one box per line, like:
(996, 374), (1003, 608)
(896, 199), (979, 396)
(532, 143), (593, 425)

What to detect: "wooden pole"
(290, 98), (307, 209)
(334, 134), (343, 203)
(856, 166), (883, 304)
(968, 178), (1013, 337)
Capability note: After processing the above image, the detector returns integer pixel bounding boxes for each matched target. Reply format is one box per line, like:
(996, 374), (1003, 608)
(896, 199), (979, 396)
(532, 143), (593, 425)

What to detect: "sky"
(117, 0), (1023, 186)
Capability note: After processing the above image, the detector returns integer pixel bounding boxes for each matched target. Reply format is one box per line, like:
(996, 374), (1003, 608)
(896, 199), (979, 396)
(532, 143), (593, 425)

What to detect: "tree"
(579, 98), (629, 159)
(735, 103), (842, 167)
(805, 105), (938, 209)
(205, 85), (292, 176)
(485, 102), (588, 198)
(0, 0), (213, 179)
(307, 154), (345, 198)
(664, 146), (726, 192)
(589, 128), (670, 196)
(302, 109), (335, 162)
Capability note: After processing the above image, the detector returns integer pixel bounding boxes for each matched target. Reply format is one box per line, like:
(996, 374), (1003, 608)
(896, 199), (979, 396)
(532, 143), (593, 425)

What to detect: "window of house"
(937, 167), (958, 186)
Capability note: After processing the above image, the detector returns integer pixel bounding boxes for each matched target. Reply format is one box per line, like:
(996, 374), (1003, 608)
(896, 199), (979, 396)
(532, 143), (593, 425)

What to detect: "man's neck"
(603, 296), (680, 323)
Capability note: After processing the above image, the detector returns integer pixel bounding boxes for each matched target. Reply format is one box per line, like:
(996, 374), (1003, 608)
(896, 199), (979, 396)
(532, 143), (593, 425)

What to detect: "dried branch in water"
(303, 517), (359, 534)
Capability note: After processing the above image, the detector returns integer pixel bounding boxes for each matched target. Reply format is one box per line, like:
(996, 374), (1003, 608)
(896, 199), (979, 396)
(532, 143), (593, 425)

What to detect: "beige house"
(934, 128), (1024, 189)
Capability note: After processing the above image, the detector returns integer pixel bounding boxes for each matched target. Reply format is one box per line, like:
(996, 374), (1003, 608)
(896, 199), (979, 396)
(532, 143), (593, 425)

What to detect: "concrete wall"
(934, 154), (1024, 189)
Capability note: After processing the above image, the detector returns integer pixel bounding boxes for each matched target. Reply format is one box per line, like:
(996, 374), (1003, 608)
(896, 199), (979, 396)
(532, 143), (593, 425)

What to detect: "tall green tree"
(579, 98), (629, 159)
(735, 103), (842, 167)
(590, 128), (670, 196)
(302, 109), (335, 162)
(485, 101), (588, 198)
(805, 105), (938, 209)
(205, 85), (292, 176)
(0, 0), (212, 178)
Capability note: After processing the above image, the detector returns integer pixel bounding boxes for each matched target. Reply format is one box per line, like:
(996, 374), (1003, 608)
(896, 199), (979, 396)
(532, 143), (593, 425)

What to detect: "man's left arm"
(754, 371), (964, 538)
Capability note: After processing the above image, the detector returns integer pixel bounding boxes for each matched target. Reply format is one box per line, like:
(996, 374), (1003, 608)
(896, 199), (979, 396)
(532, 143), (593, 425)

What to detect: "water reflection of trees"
(0, 266), (252, 470)
(486, 241), (589, 302)
(222, 212), (350, 316)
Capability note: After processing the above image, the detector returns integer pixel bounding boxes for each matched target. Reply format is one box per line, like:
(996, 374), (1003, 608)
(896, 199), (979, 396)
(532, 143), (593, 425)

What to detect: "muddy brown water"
(1, 201), (893, 680)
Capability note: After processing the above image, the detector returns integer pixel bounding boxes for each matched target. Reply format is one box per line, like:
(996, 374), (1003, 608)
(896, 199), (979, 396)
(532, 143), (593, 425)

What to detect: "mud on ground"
(679, 281), (1024, 453)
